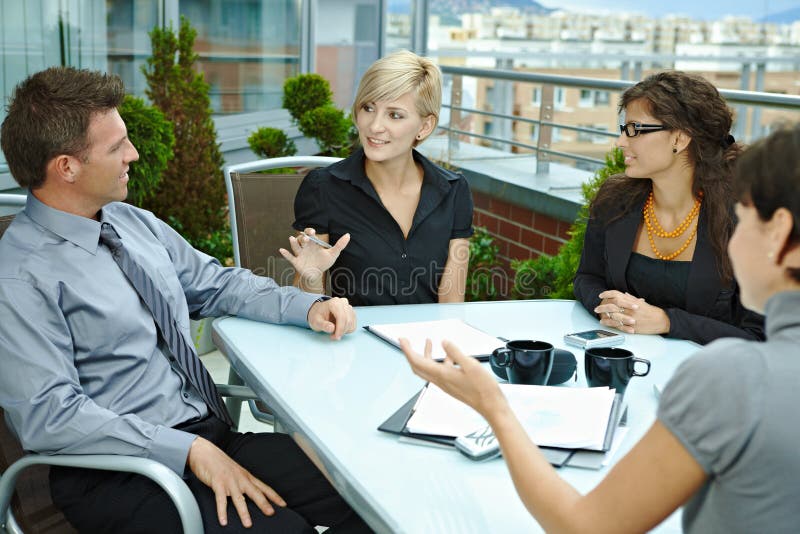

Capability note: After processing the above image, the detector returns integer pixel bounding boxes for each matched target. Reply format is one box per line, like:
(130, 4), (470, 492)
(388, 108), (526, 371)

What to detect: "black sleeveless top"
(625, 252), (691, 310)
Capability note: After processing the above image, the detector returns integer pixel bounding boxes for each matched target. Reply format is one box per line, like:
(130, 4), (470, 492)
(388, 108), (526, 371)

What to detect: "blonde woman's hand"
(279, 228), (350, 284)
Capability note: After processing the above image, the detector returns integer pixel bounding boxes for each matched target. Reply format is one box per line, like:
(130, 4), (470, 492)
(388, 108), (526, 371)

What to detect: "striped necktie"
(100, 222), (233, 426)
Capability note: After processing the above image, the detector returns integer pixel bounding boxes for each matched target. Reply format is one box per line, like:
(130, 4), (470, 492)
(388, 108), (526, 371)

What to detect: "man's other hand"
(187, 436), (286, 528)
(307, 297), (356, 340)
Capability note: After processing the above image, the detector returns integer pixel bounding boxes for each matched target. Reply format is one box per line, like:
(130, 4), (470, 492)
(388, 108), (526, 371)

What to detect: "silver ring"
(606, 312), (612, 319)
(618, 319), (623, 327)
(619, 306), (625, 313)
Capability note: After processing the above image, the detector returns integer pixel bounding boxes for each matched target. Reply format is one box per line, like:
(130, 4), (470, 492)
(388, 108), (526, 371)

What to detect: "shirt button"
(401, 253), (407, 259)
(183, 392), (189, 398)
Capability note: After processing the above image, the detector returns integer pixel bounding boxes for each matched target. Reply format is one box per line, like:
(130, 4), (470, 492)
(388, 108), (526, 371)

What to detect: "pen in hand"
(302, 231), (333, 249)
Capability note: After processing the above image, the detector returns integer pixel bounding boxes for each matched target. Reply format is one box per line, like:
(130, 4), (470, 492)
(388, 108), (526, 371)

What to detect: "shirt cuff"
(150, 425), (198, 476)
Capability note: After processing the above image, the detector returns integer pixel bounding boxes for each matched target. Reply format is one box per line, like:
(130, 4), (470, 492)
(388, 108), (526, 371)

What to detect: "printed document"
(406, 383), (617, 450)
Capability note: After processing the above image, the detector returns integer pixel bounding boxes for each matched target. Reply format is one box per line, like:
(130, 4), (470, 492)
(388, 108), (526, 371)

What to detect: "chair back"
(224, 156), (341, 285)
(0, 193), (26, 238)
(0, 214), (14, 237)
(0, 410), (76, 533)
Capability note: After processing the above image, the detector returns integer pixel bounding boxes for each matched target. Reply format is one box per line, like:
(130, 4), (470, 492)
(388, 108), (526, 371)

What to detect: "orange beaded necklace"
(643, 190), (702, 261)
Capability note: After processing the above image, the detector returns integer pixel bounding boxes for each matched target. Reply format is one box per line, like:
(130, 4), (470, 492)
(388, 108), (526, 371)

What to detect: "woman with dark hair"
(402, 123), (800, 532)
(574, 71), (763, 344)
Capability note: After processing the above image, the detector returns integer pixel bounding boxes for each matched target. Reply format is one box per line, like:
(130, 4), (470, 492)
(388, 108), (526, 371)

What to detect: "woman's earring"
(672, 147), (678, 154)
(416, 134), (422, 140)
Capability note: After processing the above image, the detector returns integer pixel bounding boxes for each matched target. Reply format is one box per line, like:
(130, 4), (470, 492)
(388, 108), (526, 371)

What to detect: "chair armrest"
(0, 455), (203, 534)
(216, 384), (259, 400)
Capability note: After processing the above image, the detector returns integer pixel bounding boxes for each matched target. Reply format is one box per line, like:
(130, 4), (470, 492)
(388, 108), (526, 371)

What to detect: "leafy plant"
(119, 95), (175, 207)
(140, 16), (230, 263)
(298, 105), (353, 157)
(282, 74), (333, 122)
(511, 147), (626, 299)
(247, 127), (297, 159)
(465, 226), (505, 302)
(280, 73), (357, 158)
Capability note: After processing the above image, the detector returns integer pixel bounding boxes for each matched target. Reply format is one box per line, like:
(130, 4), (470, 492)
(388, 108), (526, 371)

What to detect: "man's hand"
(187, 437), (286, 528)
(399, 338), (508, 419)
(307, 297), (356, 340)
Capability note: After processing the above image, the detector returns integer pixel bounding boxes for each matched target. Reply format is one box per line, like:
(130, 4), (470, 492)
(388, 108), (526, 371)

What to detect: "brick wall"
(472, 191), (572, 267)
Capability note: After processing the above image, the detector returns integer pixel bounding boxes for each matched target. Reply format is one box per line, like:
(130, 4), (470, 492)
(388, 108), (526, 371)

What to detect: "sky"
(544, 0), (800, 21)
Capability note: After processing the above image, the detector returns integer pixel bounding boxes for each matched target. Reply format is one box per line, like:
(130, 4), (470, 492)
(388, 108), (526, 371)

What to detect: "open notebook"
(406, 383), (620, 451)
(364, 318), (505, 361)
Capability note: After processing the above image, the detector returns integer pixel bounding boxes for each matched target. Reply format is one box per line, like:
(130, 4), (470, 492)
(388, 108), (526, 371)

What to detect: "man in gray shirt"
(0, 67), (368, 532)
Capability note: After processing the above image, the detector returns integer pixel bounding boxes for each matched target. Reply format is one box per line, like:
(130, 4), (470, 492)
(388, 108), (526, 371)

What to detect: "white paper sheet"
(406, 383), (617, 450)
(366, 318), (505, 361)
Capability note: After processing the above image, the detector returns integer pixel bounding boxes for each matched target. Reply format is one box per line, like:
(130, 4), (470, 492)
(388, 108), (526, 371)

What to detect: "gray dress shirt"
(0, 194), (319, 474)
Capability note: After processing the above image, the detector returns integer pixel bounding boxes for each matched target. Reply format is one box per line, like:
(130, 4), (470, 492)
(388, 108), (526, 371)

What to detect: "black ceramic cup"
(584, 347), (650, 397)
(490, 340), (555, 386)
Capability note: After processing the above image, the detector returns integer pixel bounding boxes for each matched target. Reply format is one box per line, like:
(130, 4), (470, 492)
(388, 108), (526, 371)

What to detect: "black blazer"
(574, 201), (764, 345)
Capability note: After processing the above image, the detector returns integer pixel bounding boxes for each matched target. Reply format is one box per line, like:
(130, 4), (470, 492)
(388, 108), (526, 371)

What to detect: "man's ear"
(48, 154), (79, 184)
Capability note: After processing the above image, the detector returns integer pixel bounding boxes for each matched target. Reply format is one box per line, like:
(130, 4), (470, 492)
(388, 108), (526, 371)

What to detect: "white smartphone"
(563, 329), (625, 349)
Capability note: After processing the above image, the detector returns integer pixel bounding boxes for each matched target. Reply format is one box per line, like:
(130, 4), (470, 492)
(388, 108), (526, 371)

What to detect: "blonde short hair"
(352, 50), (442, 144)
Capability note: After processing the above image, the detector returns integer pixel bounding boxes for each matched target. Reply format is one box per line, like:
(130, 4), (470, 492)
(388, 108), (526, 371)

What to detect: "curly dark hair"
(733, 123), (800, 282)
(591, 71), (739, 282)
(0, 66), (125, 190)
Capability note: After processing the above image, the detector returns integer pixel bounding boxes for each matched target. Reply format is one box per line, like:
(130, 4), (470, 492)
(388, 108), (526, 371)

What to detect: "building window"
(577, 123), (612, 144)
(531, 87), (541, 106)
(579, 89), (610, 108)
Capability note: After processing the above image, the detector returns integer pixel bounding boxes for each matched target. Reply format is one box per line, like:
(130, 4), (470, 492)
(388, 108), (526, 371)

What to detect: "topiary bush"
(282, 74), (333, 122)
(511, 147), (626, 299)
(119, 95), (175, 207)
(247, 127), (297, 159)
(298, 105), (353, 157)
(140, 16), (231, 264)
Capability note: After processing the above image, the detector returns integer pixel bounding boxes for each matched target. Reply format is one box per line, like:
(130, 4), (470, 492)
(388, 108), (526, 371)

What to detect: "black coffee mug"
(584, 347), (650, 397)
(490, 340), (554, 386)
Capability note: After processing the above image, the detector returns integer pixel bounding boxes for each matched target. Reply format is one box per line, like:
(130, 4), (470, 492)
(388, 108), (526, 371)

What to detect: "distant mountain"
(389, 0), (555, 23)
(759, 6), (800, 24)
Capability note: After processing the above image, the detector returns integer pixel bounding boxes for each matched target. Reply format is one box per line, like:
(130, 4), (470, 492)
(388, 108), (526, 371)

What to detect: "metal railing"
(439, 65), (800, 174)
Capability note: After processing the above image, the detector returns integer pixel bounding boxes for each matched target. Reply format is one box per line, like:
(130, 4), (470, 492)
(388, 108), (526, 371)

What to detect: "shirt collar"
(764, 290), (800, 338)
(327, 147), (461, 230)
(328, 147), (461, 191)
(24, 193), (103, 254)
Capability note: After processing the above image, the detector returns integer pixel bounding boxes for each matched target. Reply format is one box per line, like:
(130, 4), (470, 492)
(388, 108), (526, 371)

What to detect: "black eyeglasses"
(619, 122), (669, 137)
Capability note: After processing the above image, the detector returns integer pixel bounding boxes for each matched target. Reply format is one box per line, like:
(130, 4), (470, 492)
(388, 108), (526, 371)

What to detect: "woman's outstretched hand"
(399, 338), (507, 418)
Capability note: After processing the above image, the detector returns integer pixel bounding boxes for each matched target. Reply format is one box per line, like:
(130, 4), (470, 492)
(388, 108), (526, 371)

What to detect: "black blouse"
(293, 148), (474, 306)
(626, 253), (691, 310)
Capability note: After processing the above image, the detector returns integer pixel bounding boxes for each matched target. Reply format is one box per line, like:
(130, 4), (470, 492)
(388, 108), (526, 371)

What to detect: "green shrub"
(119, 95), (175, 207)
(282, 74), (333, 122)
(510, 147), (626, 299)
(247, 127), (297, 159)
(140, 16), (231, 264)
(465, 226), (505, 302)
(298, 105), (353, 157)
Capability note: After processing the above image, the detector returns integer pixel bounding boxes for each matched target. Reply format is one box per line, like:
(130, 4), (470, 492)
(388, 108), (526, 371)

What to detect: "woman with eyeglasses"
(402, 123), (800, 532)
(574, 71), (764, 344)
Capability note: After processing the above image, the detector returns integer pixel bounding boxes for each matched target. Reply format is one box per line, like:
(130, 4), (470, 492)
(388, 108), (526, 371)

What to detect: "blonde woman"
(280, 50), (473, 306)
